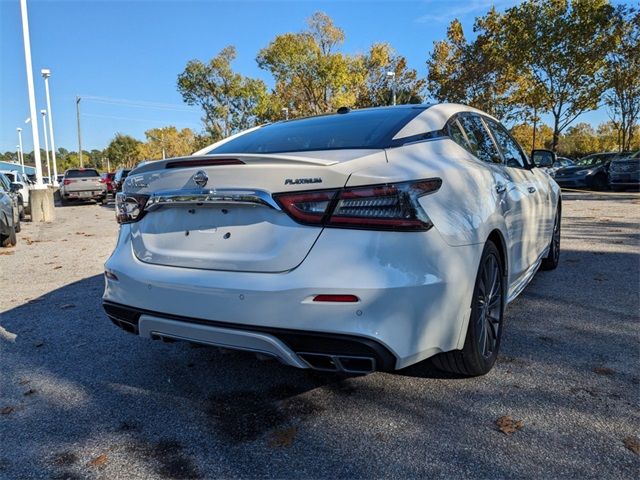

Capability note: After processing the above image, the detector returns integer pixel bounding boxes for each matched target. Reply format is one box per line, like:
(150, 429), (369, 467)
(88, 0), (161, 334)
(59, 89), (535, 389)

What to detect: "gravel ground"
(1, 192), (639, 479)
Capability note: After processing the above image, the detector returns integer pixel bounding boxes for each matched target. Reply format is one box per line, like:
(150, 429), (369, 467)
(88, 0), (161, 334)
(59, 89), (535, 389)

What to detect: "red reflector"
(165, 158), (244, 169)
(313, 294), (359, 303)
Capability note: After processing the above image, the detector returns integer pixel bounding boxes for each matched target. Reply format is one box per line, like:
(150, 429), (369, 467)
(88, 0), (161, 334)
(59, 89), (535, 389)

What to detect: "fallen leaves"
(53, 266), (62, 270)
(594, 366), (615, 375)
(34, 340), (45, 347)
(23, 388), (37, 396)
(87, 453), (108, 467)
(496, 415), (524, 435)
(60, 304), (75, 310)
(1, 406), (14, 415)
(623, 436), (640, 455)
(269, 426), (298, 447)
(0, 251), (15, 256)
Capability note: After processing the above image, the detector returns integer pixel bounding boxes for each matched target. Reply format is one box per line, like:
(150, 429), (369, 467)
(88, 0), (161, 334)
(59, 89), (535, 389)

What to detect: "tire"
(1, 224), (17, 247)
(14, 218), (21, 233)
(611, 185), (626, 192)
(431, 241), (505, 376)
(541, 205), (561, 271)
(18, 200), (25, 220)
(591, 174), (608, 191)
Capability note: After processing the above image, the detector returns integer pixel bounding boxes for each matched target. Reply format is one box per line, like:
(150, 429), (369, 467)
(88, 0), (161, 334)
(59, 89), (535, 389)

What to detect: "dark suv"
(609, 151), (640, 191)
(112, 168), (131, 193)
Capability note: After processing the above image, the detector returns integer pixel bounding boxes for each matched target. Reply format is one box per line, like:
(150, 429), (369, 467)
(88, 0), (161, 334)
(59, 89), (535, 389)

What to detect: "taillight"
(115, 192), (149, 224)
(274, 178), (441, 231)
(63, 179), (75, 185)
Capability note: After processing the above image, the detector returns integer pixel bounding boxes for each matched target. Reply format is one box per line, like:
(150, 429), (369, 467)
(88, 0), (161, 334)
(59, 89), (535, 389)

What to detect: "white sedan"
(104, 104), (561, 376)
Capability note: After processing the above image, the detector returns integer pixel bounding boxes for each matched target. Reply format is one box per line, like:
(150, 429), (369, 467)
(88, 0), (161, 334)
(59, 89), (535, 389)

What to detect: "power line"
(79, 95), (199, 112)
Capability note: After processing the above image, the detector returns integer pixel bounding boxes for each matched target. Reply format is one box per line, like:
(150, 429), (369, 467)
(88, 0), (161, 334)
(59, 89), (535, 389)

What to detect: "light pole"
(76, 96), (83, 167)
(41, 110), (51, 183)
(17, 128), (25, 173)
(386, 71), (397, 106)
(19, 0), (43, 186)
(41, 69), (58, 186)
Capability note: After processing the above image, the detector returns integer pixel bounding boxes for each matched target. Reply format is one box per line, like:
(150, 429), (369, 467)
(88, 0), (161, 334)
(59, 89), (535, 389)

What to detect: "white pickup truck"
(60, 168), (107, 204)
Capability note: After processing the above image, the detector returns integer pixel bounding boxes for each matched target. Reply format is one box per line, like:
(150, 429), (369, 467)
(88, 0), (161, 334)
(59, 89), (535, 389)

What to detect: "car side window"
(448, 119), (472, 151)
(486, 119), (528, 169)
(0, 175), (9, 192)
(457, 114), (502, 164)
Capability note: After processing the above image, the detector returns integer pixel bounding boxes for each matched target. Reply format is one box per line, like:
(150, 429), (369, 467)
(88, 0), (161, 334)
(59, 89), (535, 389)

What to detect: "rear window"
(65, 169), (100, 178)
(4, 173), (15, 182)
(208, 108), (426, 154)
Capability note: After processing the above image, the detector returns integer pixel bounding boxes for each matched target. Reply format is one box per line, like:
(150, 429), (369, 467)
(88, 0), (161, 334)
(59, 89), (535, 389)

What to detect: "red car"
(101, 172), (115, 193)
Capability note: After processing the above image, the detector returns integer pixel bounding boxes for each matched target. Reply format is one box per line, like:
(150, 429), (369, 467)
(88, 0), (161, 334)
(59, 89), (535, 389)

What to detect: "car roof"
(193, 103), (498, 155)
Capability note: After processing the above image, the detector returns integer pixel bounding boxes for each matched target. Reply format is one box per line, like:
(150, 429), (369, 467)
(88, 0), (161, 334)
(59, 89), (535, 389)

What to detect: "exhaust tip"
(298, 352), (375, 374)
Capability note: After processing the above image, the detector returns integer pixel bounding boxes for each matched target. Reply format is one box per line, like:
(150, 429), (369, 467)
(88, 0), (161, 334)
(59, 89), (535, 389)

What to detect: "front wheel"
(432, 241), (505, 376)
(1, 224), (17, 247)
(541, 206), (561, 271)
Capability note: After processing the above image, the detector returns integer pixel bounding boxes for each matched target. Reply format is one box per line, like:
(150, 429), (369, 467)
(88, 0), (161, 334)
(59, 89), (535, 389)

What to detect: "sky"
(0, 0), (621, 154)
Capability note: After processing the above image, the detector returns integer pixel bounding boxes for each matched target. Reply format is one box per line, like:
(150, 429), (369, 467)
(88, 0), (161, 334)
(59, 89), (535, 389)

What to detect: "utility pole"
(41, 109), (51, 182)
(76, 96), (83, 167)
(19, 0), (43, 185)
(532, 107), (538, 150)
(41, 69), (58, 185)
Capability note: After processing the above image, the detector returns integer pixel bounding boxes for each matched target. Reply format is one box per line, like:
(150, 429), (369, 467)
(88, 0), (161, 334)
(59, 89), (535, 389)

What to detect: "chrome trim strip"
(144, 188), (281, 211)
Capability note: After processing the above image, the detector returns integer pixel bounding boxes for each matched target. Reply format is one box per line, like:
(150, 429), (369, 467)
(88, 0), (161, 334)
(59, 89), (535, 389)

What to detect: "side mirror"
(531, 149), (556, 168)
(10, 182), (23, 191)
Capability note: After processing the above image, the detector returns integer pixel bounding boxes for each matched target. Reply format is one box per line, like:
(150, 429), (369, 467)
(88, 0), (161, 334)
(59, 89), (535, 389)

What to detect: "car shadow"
(1, 240), (638, 477)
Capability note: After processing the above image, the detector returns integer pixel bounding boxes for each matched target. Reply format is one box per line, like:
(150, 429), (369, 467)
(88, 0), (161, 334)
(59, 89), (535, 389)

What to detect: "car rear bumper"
(103, 224), (482, 370)
(63, 190), (106, 200)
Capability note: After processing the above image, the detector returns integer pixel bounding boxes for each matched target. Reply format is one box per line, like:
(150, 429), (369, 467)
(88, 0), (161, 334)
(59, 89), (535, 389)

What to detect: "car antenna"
(336, 106), (350, 114)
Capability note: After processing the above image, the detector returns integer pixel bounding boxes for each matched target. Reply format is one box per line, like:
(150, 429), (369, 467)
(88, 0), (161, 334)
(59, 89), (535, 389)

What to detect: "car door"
(454, 113), (533, 285)
(484, 118), (550, 260)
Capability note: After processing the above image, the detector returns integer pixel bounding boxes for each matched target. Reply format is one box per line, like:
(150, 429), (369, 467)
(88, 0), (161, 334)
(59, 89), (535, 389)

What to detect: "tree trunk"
(552, 114), (560, 153)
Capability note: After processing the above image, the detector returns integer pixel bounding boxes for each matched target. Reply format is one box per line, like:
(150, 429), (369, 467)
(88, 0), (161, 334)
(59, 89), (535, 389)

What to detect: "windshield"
(65, 169), (100, 178)
(575, 153), (620, 166)
(208, 107), (426, 155)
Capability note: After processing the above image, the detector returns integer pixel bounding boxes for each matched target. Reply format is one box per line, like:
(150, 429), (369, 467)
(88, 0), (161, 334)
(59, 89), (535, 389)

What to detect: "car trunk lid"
(126, 151), (386, 273)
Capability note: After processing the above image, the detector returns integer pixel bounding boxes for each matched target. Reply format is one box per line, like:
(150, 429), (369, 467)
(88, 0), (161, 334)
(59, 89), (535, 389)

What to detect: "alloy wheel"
(476, 253), (502, 358)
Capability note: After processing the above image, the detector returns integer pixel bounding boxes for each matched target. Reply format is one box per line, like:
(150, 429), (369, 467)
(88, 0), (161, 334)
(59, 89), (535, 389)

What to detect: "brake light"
(313, 294), (359, 302)
(115, 192), (149, 224)
(165, 158), (244, 169)
(63, 179), (76, 185)
(274, 178), (441, 231)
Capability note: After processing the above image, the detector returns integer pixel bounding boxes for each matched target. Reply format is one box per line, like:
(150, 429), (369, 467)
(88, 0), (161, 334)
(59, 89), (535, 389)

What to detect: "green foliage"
(138, 126), (197, 160)
(104, 133), (142, 169)
(177, 46), (271, 139)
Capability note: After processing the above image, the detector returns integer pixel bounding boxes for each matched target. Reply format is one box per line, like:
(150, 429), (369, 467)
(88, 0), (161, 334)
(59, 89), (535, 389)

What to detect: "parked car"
(553, 152), (627, 190)
(101, 172), (116, 194)
(112, 168), (131, 192)
(56, 174), (64, 185)
(104, 104), (561, 377)
(609, 150), (640, 191)
(0, 173), (20, 247)
(0, 169), (30, 218)
(546, 156), (574, 177)
(60, 168), (107, 204)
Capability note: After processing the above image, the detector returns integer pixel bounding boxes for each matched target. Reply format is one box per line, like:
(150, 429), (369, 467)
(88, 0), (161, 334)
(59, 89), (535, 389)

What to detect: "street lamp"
(386, 71), (397, 106)
(19, 0), (43, 186)
(17, 128), (25, 173)
(76, 96), (83, 167)
(41, 68), (58, 186)
(41, 109), (51, 183)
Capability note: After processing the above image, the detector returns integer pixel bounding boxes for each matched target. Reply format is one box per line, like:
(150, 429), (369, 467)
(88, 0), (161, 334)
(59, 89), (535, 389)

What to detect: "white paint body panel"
(104, 104), (560, 370)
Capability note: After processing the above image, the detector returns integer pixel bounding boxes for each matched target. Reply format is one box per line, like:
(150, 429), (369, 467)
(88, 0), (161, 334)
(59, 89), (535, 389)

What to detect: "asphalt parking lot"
(1, 191), (639, 479)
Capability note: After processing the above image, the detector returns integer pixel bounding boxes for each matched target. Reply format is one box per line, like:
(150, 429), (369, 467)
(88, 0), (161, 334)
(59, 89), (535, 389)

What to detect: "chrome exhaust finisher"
(297, 352), (376, 374)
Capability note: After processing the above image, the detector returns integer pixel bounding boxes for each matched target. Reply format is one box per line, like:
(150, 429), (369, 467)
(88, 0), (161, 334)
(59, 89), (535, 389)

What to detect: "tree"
(557, 123), (601, 157)
(511, 123), (555, 153)
(138, 126), (197, 160)
(257, 12), (361, 116)
(356, 43), (424, 107)
(604, 6), (640, 151)
(177, 46), (271, 140)
(426, 14), (519, 119)
(495, 0), (616, 151)
(104, 133), (141, 169)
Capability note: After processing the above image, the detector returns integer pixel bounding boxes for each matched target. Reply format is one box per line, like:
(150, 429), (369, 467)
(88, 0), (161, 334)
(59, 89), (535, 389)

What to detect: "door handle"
(528, 186), (536, 193)
(496, 183), (506, 194)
